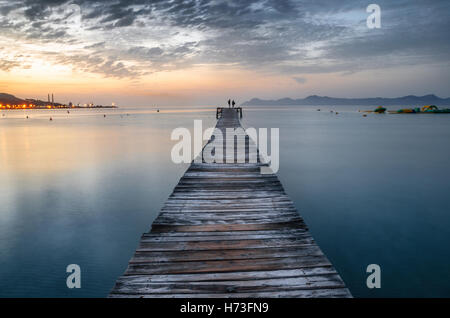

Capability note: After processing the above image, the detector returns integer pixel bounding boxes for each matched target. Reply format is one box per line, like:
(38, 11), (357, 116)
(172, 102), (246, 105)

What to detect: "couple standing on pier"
(227, 99), (236, 108)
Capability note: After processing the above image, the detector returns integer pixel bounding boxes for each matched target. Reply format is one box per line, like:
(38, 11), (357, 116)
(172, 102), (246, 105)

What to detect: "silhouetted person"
(232, 100), (236, 108)
(228, 99), (231, 108)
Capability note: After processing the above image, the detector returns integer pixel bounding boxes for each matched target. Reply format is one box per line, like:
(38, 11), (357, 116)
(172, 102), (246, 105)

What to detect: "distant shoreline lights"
(0, 104), (117, 109)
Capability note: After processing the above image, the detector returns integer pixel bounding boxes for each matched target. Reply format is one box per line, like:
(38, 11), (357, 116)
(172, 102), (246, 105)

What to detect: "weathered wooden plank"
(152, 216), (303, 226)
(131, 245), (322, 263)
(160, 207), (295, 213)
(138, 237), (315, 251)
(163, 201), (294, 208)
(161, 206), (296, 212)
(156, 212), (300, 220)
(141, 228), (309, 239)
(150, 221), (307, 233)
(140, 233), (311, 242)
(111, 274), (346, 294)
(109, 288), (352, 298)
(162, 202), (296, 209)
(113, 267), (338, 283)
(165, 196), (292, 201)
(125, 255), (332, 275)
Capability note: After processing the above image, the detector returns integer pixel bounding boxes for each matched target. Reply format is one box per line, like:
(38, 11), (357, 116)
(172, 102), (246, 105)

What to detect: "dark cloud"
(0, 0), (449, 80)
(54, 53), (142, 78)
(0, 3), (21, 15)
(84, 41), (105, 49)
(293, 76), (307, 84)
(128, 46), (164, 58)
(124, 41), (199, 71)
(25, 26), (68, 40)
(0, 60), (20, 71)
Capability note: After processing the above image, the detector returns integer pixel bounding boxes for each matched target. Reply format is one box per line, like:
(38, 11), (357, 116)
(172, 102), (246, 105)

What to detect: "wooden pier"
(109, 108), (351, 298)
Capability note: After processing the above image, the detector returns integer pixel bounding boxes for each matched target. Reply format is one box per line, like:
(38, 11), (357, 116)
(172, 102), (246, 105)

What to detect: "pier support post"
(216, 107), (223, 119)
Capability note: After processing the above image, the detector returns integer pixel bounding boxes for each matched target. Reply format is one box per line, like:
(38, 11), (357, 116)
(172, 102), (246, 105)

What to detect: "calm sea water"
(1, 105), (449, 297)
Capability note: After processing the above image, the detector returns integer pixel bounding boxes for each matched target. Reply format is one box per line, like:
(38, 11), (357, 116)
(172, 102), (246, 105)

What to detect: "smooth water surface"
(243, 105), (450, 297)
(1, 105), (449, 297)
(0, 106), (216, 297)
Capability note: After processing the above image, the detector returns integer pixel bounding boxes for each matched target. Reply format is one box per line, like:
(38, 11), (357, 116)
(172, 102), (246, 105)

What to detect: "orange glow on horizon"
(1, 62), (303, 105)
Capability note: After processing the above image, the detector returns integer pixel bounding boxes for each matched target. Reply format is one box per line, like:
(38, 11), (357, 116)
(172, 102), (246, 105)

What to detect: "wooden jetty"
(109, 108), (351, 298)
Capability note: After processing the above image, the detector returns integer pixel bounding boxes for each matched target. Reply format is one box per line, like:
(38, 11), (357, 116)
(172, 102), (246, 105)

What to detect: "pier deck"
(109, 108), (351, 298)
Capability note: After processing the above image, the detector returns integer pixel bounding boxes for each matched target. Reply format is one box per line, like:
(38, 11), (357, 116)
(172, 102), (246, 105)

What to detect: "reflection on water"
(0, 106), (216, 297)
(243, 105), (450, 297)
(1, 105), (450, 297)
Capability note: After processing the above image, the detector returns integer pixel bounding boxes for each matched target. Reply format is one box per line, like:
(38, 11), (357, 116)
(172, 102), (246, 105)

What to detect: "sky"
(0, 0), (449, 106)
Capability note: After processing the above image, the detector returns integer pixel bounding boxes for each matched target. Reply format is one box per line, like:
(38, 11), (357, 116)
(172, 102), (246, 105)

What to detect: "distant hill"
(0, 92), (114, 109)
(0, 92), (63, 107)
(242, 94), (450, 106)
(0, 93), (26, 105)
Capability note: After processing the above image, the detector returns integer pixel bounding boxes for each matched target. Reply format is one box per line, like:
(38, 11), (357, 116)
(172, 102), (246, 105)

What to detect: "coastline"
(0, 105), (118, 110)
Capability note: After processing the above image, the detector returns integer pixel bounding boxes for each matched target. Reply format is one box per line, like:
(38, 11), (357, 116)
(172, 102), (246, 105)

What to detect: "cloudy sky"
(0, 0), (449, 105)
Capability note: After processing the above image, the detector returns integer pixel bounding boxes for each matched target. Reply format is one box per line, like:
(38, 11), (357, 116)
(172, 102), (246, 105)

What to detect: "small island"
(0, 93), (117, 109)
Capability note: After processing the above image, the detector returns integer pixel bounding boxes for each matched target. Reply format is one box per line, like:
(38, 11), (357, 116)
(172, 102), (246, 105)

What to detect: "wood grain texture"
(109, 108), (351, 298)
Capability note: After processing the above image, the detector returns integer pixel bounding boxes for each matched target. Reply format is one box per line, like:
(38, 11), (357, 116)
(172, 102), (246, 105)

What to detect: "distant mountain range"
(0, 93), (27, 105)
(242, 94), (450, 106)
